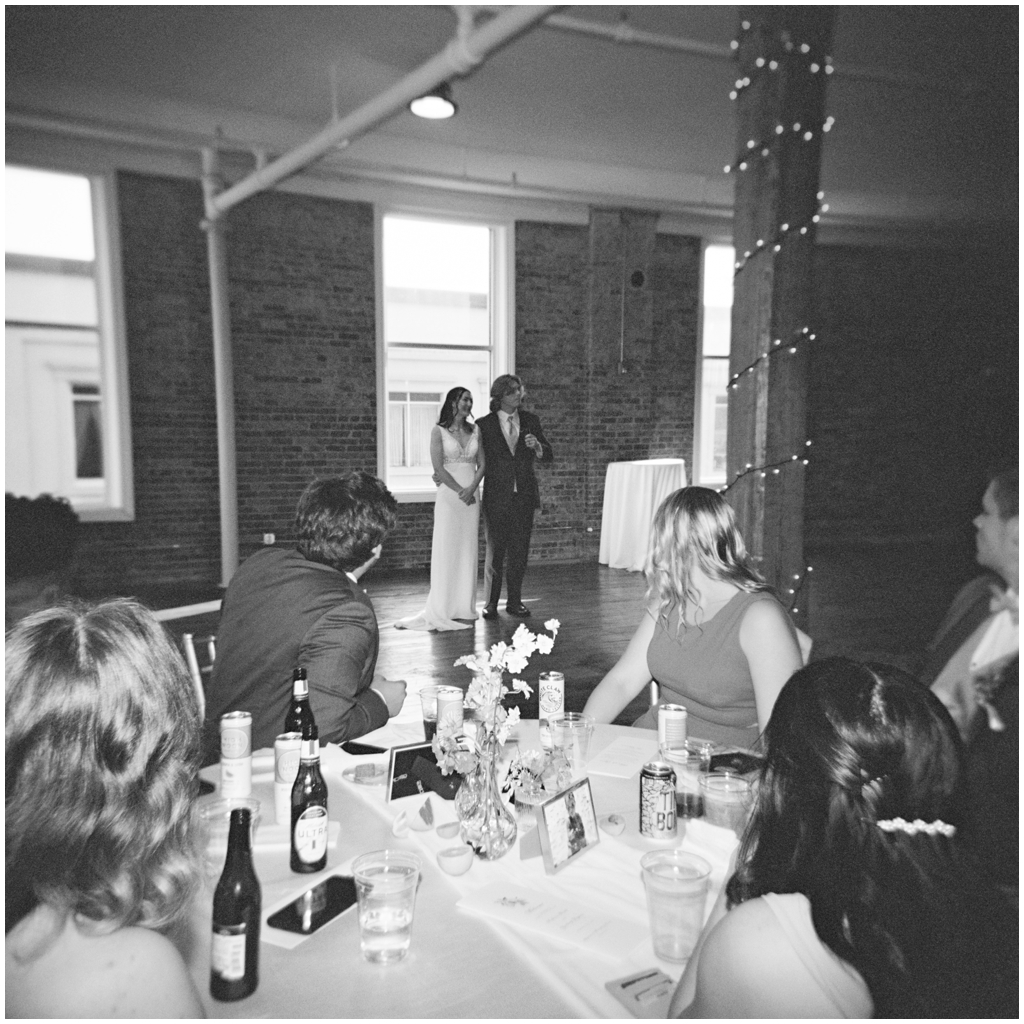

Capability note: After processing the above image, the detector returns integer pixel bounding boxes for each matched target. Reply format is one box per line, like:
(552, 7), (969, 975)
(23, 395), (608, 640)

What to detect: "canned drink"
(274, 731), (303, 825)
(538, 671), (565, 750)
(220, 711), (253, 798)
(658, 703), (688, 755)
(435, 686), (465, 734)
(640, 760), (677, 839)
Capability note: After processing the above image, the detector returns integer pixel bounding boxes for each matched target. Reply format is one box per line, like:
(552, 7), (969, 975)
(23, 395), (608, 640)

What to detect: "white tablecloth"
(192, 693), (737, 1018)
(599, 458), (688, 571)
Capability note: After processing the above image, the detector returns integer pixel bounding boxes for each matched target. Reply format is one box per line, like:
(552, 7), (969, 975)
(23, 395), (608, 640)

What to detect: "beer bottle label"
(293, 805), (328, 863)
(211, 923), (247, 981)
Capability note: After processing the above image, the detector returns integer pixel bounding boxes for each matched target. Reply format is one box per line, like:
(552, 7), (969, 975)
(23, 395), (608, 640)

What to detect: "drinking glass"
(419, 685), (441, 742)
(352, 850), (421, 963)
(699, 771), (752, 834)
(663, 739), (714, 819)
(640, 849), (711, 962)
(551, 712), (594, 775)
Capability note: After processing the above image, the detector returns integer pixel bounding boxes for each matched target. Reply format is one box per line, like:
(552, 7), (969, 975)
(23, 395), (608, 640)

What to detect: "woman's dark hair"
(727, 657), (1016, 1017)
(295, 472), (398, 572)
(437, 387), (471, 430)
(6, 600), (201, 941)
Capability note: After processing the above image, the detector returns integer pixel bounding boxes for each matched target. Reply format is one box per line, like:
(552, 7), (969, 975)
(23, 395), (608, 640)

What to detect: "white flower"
(534, 634), (554, 655)
(545, 618), (560, 635)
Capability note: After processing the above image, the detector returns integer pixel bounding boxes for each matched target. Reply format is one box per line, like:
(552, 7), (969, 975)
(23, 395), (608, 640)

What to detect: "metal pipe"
(208, 5), (559, 218)
(545, 12), (731, 60)
(201, 147), (240, 586)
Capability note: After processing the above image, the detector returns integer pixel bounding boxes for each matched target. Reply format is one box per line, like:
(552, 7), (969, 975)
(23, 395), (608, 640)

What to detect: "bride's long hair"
(437, 387), (473, 430)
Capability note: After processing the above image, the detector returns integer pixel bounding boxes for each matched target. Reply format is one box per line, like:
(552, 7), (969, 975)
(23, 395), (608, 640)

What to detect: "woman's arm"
(668, 878), (732, 1017)
(430, 426), (463, 495)
(582, 612), (657, 723)
(738, 599), (803, 732)
(459, 426), (486, 503)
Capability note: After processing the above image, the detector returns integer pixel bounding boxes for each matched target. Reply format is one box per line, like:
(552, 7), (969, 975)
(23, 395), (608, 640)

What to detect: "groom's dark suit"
(476, 408), (553, 609)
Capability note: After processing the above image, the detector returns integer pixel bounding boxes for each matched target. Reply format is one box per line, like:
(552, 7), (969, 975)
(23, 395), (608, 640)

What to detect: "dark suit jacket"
(201, 547), (388, 765)
(920, 573), (1002, 685)
(476, 408), (553, 513)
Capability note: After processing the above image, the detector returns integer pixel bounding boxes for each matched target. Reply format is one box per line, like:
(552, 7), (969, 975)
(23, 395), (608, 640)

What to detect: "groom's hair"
(489, 374), (522, 413)
(990, 469), (1018, 520)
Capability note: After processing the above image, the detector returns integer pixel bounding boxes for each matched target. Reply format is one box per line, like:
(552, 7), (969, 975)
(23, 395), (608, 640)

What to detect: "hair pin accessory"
(876, 817), (955, 838)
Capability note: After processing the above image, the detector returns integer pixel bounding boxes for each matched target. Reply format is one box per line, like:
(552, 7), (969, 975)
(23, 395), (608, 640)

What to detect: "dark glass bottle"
(284, 667), (315, 736)
(290, 722), (329, 873)
(210, 807), (261, 1001)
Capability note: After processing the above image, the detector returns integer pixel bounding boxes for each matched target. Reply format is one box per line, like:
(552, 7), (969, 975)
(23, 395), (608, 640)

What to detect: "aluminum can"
(274, 731), (303, 825)
(435, 686), (465, 735)
(640, 760), (677, 839)
(538, 671), (565, 750)
(658, 703), (688, 755)
(219, 711), (252, 798)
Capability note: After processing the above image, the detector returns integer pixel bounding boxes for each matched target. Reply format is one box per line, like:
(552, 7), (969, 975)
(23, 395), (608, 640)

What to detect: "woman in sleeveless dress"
(396, 387), (486, 631)
(583, 487), (802, 747)
(669, 658), (1016, 1017)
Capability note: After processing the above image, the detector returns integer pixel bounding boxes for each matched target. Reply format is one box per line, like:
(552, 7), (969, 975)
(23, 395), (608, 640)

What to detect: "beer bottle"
(290, 722), (328, 873)
(211, 807), (261, 1001)
(284, 667), (315, 736)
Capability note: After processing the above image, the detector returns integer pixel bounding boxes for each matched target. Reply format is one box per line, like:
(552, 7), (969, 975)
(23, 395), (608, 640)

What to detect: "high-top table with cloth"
(191, 682), (737, 1018)
(599, 458), (688, 572)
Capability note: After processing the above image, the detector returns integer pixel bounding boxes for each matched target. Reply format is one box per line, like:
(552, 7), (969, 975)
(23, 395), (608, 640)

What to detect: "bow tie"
(989, 586), (1019, 624)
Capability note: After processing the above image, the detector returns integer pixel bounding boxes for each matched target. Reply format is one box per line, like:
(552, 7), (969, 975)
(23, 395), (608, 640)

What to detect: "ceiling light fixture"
(409, 82), (457, 119)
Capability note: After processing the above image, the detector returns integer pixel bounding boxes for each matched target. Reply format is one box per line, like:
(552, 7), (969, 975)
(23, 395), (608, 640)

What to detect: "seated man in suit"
(921, 468), (1017, 888)
(201, 472), (406, 764)
(475, 374), (553, 619)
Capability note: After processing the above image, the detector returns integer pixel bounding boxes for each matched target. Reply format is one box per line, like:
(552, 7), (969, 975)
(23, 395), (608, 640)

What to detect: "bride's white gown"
(396, 426), (481, 631)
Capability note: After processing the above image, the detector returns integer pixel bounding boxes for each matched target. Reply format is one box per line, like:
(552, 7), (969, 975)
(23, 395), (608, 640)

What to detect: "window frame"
(5, 165), (134, 521)
(375, 207), (514, 502)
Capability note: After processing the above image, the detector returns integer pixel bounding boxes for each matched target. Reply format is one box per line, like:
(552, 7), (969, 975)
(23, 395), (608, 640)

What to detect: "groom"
(476, 374), (553, 619)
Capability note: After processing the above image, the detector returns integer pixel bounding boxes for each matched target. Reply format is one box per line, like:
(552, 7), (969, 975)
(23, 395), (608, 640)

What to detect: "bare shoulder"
(739, 595), (798, 645)
(7, 917), (204, 1019)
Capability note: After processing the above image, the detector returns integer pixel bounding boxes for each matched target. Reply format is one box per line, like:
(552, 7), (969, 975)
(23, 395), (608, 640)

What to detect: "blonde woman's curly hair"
(645, 486), (766, 628)
(5, 599), (202, 939)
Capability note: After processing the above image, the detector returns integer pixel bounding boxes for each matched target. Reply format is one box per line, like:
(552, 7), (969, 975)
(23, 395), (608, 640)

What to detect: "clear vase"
(458, 734), (517, 860)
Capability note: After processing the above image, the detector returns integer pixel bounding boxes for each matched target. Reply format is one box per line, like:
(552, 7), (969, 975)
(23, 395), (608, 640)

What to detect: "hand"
(524, 433), (541, 455)
(458, 486), (476, 505)
(431, 471), (442, 487)
(371, 678), (407, 717)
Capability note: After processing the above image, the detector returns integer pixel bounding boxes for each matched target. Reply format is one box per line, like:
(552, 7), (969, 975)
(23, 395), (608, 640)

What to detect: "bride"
(396, 386), (486, 631)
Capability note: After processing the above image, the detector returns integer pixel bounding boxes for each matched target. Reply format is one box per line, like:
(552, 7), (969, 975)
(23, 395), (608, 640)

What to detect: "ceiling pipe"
(205, 4), (560, 220)
(545, 12), (731, 60)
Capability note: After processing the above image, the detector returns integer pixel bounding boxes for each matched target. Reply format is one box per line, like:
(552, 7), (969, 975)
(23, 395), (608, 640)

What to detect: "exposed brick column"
(726, 6), (834, 625)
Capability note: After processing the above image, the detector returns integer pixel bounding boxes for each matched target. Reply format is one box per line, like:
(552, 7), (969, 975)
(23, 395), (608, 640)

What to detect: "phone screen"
(342, 740), (387, 755)
(266, 876), (358, 935)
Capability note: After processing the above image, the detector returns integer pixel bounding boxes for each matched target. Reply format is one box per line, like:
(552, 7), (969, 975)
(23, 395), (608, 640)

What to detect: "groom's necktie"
(505, 415), (519, 455)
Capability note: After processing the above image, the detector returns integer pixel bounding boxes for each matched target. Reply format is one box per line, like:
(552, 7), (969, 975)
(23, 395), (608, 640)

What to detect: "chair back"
(182, 633), (216, 718)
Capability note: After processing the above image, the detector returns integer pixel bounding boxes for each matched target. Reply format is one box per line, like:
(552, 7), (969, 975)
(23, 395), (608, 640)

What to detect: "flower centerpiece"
(433, 619), (559, 859)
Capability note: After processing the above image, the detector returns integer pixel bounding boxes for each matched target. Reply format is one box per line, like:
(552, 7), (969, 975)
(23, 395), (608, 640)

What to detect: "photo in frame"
(536, 777), (600, 874)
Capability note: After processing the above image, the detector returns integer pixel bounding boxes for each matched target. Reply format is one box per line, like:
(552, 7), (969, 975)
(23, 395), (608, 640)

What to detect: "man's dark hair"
(295, 473), (398, 572)
(5, 493), (80, 582)
(990, 469), (1018, 520)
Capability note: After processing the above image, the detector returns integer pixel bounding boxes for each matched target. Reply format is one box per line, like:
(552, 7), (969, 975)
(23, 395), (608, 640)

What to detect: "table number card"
(456, 883), (647, 959)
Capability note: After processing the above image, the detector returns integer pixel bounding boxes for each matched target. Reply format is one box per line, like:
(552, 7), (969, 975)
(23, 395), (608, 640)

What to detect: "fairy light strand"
(724, 117), (835, 175)
(728, 326), (819, 388)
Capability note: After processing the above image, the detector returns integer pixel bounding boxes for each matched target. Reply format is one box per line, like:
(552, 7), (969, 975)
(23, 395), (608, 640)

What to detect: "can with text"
(220, 711), (253, 798)
(538, 671), (565, 750)
(640, 760), (677, 839)
(658, 703), (688, 756)
(435, 686), (465, 735)
(273, 732), (303, 825)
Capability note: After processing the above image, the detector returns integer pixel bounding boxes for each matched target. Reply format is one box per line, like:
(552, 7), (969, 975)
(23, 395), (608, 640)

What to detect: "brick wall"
(68, 171), (1015, 599)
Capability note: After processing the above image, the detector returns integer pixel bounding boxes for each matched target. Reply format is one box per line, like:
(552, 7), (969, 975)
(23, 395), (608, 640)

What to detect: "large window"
(5, 165), (133, 519)
(378, 213), (511, 498)
(693, 244), (734, 486)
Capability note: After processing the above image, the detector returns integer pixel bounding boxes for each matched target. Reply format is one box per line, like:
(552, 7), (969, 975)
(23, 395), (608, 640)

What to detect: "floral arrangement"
(433, 619), (560, 775)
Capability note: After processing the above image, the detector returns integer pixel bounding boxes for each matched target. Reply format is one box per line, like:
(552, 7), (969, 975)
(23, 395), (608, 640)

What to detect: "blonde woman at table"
(583, 486), (802, 747)
(396, 386), (486, 631)
(6, 600), (205, 1018)
(668, 658), (1016, 1018)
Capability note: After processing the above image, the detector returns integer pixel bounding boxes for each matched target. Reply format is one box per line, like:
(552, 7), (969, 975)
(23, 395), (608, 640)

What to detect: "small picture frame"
(536, 777), (600, 874)
(386, 741), (438, 802)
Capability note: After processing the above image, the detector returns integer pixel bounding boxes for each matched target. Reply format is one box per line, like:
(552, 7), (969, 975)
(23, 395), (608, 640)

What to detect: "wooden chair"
(649, 628), (814, 707)
(182, 633), (216, 718)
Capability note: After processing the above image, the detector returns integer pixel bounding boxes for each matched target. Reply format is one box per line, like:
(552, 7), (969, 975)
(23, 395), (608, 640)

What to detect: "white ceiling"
(5, 5), (1017, 236)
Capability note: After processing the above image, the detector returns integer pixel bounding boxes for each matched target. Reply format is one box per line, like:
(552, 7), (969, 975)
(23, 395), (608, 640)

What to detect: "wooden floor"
(150, 536), (978, 728)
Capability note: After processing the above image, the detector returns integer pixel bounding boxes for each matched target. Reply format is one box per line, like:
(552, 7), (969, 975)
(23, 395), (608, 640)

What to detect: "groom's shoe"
(481, 605), (498, 620)
(505, 602), (531, 617)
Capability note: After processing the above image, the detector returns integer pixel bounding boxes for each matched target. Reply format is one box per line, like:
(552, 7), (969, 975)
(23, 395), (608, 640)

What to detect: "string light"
(723, 116), (835, 174)
(728, 328), (819, 388)
(731, 198), (827, 275)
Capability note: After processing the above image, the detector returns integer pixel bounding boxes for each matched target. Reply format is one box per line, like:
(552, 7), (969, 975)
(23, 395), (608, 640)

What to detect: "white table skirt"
(192, 700), (737, 1018)
(599, 458), (688, 572)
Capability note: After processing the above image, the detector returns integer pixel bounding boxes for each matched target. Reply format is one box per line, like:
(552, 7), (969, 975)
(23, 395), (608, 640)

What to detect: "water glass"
(699, 771), (752, 834)
(352, 850), (421, 963)
(640, 849), (711, 962)
(551, 712), (594, 774)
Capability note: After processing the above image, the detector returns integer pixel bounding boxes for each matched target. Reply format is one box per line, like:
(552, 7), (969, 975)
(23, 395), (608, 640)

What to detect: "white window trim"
(375, 205), (514, 503)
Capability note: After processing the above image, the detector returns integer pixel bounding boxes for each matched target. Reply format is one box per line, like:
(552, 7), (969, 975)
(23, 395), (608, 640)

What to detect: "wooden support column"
(726, 6), (834, 625)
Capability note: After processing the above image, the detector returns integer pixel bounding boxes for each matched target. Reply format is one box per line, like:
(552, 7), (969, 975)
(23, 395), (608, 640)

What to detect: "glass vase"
(459, 733), (517, 860)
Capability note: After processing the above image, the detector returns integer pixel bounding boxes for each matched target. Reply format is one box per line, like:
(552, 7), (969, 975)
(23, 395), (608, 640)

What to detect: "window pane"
(388, 404), (406, 467)
(74, 398), (104, 478)
(5, 166), (95, 260)
(695, 245), (734, 484)
(699, 358), (730, 484)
